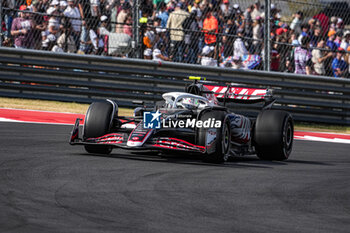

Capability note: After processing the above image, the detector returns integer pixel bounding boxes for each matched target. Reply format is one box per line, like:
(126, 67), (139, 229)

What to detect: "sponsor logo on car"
(206, 128), (217, 146)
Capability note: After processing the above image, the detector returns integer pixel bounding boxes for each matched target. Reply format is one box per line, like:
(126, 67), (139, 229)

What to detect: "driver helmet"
(180, 98), (198, 109)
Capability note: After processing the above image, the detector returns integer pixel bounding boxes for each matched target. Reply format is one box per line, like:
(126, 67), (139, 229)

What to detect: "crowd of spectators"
(1, 0), (350, 78)
(2, 0), (133, 55)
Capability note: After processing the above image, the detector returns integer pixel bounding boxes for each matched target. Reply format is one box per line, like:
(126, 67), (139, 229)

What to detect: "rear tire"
(197, 110), (230, 163)
(83, 101), (115, 154)
(253, 110), (294, 160)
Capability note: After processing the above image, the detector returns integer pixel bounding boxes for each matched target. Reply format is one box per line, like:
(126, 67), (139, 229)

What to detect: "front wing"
(69, 118), (205, 153)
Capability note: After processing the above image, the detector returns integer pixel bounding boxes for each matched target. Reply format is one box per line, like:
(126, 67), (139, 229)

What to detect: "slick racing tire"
(83, 101), (115, 155)
(197, 110), (230, 164)
(253, 110), (294, 161)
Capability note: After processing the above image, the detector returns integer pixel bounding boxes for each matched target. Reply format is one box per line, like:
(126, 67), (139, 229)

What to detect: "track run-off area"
(0, 108), (350, 232)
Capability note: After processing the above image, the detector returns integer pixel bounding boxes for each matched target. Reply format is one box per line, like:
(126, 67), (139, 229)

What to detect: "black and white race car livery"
(70, 80), (294, 163)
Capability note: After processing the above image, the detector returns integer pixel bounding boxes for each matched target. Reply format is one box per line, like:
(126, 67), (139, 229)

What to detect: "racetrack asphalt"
(0, 122), (350, 233)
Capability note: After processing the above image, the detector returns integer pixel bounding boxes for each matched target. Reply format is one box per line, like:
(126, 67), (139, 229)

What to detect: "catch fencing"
(1, 0), (350, 78)
(0, 47), (349, 125)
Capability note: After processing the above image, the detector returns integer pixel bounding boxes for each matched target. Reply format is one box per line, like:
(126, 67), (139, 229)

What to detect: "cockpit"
(162, 92), (212, 110)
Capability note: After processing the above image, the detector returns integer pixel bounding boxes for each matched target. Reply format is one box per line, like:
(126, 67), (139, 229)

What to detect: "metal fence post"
(264, 0), (271, 71)
(132, 0), (140, 58)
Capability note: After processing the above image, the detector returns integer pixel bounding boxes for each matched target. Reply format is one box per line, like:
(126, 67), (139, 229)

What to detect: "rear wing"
(202, 84), (275, 109)
(203, 85), (272, 102)
(186, 77), (275, 109)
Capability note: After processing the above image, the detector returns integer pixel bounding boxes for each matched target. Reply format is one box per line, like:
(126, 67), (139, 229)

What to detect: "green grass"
(294, 122), (349, 134)
(0, 97), (134, 116)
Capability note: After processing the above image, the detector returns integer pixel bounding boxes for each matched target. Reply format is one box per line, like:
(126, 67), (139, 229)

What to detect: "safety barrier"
(0, 47), (349, 125)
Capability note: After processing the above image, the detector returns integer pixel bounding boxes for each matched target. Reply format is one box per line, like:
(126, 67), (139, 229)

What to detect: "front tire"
(253, 110), (294, 160)
(83, 101), (115, 154)
(197, 110), (230, 163)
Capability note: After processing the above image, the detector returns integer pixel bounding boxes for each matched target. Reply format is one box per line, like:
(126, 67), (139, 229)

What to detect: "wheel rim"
(283, 120), (293, 156)
(222, 124), (230, 159)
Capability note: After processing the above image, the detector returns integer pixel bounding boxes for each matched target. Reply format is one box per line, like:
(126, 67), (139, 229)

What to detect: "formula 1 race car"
(70, 80), (294, 163)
